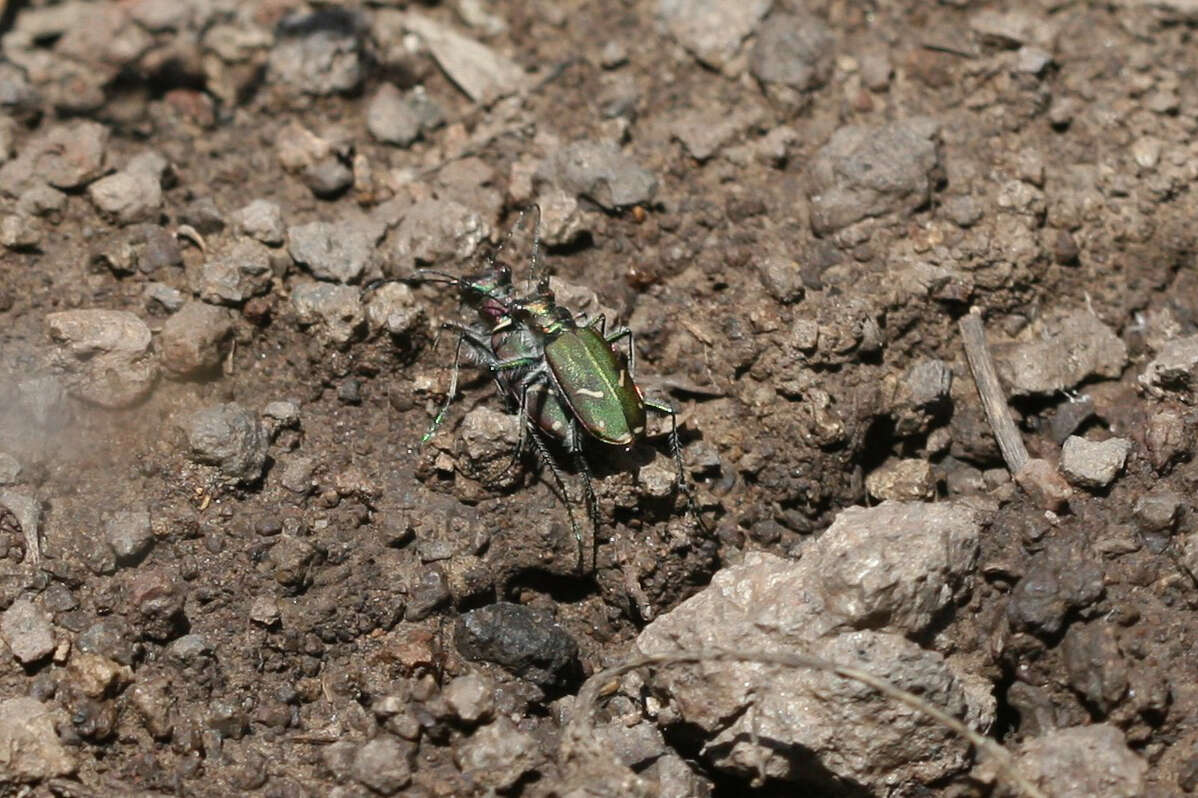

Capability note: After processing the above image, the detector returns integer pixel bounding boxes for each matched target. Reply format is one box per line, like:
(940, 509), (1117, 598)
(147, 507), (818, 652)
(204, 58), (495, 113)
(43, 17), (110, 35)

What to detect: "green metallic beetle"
(418, 207), (704, 568)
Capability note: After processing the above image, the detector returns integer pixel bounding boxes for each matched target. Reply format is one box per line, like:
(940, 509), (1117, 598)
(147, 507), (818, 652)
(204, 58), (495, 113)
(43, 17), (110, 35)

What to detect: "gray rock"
(263, 400), (301, 427)
(1060, 436), (1130, 489)
(537, 140), (657, 210)
(454, 716), (538, 790)
(455, 602), (580, 687)
(0, 490), (39, 564)
(444, 673), (493, 723)
(144, 282), (186, 313)
(288, 218), (382, 283)
(104, 509), (154, 565)
(76, 618), (135, 665)
(233, 199), (286, 246)
(755, 254), (805, 304)
(268, 10), (364, 96)
(184, 403), (269, 484)
(279, 455), (316, 494)
(1140, 333), (1198, 400)
(291, 281), (364, 345)
(129, 677), (173, 740)
(179, 197), (224, 236)
(534, 188), (586, 247)
(127, 568), (186, 642)
(207, 699), (247, 739)
(1007, 553), (1104, 636)
(0, 453), (21, 485)
(864, 458), (935, 502)
(406, 568), (451, 621)
(750, 12), (835, 91)
(46, 309), (158, 407)
(635, 501), (993, 790)
(270, 535), (316, 588)
(0, 121), (109, 195)
(404, 13), (524, 104)
(656, 0), (771, 69)
(808, 117), (940, 234)
(0, 214), (42, 250)
(391, 199), (490, 273)
(351, 737), (412, 795)
(302, 156), (354, 198)
(192, 237), (273, 305)
(249, 595), (280, 626)
(669, 107), (761, 162)
(366, 83), (422, 147)
(1132, 489), (1180, 534)
(87, 169), (162, 225)
(0, 697), (74, 781)
(1, 598), (55, 664)
(1061, 623), (1127, 714)
(159, 302), (234, 377)
(994, 311), (1127, 397)
(1004, 724), (1146, 798)
(16, 184), (67, 217)
(459, 406), (521, 465)
(818, 501), (980, 633)
(364, 282), (425, 336)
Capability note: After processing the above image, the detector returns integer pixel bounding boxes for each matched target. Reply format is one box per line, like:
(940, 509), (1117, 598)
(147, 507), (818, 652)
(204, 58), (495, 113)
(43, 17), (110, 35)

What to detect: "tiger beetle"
(417, 206), (705, 570)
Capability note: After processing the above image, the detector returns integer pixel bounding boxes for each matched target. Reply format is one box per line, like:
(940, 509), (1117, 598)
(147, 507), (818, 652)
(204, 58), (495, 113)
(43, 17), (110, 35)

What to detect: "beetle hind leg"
(645, 398), (708, 534)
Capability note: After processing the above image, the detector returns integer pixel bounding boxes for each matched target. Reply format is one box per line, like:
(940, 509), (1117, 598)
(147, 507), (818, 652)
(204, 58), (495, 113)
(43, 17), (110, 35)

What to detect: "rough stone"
(864, 458), (935, 502)
(403, 13), (524, 104)
(656, 0), (771, 69)
(537, 140), (658, 210)
(453, 716), (538, 790)
(1, 598), (54, 664)
(994, 311), (1127, 397)
(455, 602), (580, 688)
(391, 199), (491, 273)
(0, 697), (74, 781)
(0, 121), (109, 195)
(1140, 334), (1198, 400)
(1059, 436), (1130, 489)
(288, 218), (382, 284)
(444, 673), (493, 723)
(104, 509), (154, 565)
(351, 736), (412, 795)
(46, 309), (158, 407)
(291, 281), (364, 345)
(233, 199), (286, 245)
(192, 237), (273, 306)
(159, 302), (234, 377)
(808, 117), (940, 234)
(1004, 724), (1146, 798)
(184, 403), (269, 484)
(750, 12), (835, 91)
(268, 10), (364, 96)
(87, 169), (162, 225)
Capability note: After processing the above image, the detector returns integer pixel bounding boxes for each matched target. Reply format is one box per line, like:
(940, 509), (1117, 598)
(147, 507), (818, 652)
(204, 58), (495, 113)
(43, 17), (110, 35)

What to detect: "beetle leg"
(645, 398), (709, 534)
(474, 373), (539, 487)
(586, 314), (606, 335)
(422, 324), (505, 444)
(569, 420), (600, 573)
(605, 326), (636, 377)
(525, 419), (587, 571)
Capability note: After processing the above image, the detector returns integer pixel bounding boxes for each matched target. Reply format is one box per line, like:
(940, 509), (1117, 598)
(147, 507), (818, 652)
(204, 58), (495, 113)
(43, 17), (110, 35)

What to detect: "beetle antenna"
(529, 203), (551, 296)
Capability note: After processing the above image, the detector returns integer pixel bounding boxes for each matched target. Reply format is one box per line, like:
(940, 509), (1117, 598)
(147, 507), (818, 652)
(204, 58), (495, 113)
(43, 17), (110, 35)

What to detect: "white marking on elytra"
(632, 425), (644, 435)
(618, 370), (626, 387)
(575, 388), (605, 399)
(551, 420), (564, 433)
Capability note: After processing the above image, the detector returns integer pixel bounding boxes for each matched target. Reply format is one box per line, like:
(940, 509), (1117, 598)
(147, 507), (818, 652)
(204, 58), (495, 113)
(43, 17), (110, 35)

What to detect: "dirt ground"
(0, 0), (1197, 796)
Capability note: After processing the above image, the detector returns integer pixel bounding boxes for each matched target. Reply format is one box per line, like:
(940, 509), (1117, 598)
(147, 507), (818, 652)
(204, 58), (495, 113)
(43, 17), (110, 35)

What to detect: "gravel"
(159, 301), (234, 378)
(104, 509), (154, 565)
(0, 697), (74, 781)
(536, 140), (658, 210)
